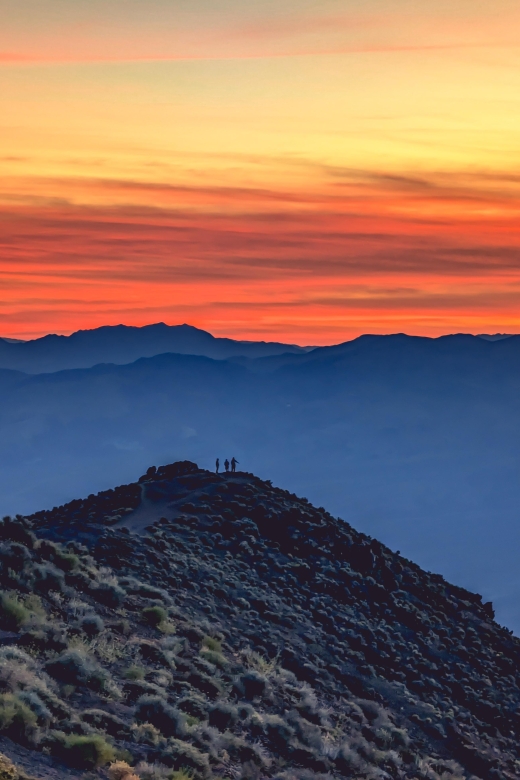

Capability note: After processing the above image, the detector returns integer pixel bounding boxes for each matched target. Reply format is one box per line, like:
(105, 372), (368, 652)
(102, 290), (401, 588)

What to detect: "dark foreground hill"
(0, 464), (519, 779)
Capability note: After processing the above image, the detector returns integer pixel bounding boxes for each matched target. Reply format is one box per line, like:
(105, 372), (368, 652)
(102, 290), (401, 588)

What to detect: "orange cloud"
(1, 167), (520, 342)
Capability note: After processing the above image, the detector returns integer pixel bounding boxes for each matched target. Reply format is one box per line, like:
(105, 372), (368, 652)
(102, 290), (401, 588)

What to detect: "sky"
(1, 0), (520, 344)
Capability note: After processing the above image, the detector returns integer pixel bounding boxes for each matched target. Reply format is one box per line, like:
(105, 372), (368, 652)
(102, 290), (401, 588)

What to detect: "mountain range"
(1, 325), (520, 633)
(0, 462), (519, 779)
(0, 324), (310, 374)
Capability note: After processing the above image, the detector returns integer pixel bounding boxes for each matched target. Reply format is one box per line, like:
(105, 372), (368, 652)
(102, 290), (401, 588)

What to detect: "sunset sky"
(2, 0), (520, 343)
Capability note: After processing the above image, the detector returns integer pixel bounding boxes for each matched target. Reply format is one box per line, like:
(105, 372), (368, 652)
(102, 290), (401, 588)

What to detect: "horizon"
(1, 320), (519, 347)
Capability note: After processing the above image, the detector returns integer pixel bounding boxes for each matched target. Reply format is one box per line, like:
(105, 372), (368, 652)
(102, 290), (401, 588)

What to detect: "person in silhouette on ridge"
(215, 458), (220, 473)
(231, 457), (239, 472)
(224, 459), (230, 472)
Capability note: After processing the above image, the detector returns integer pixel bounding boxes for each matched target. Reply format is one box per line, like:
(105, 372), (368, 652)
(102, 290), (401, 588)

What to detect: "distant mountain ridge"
(0, 323), (311, 374)
(2, 323), (517, 375)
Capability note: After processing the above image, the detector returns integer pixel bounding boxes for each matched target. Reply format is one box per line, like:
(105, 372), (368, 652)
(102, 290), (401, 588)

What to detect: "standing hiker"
(224, 459), (230, 472)
(231, 457), (239, 473)
(215, 458), (220, 473)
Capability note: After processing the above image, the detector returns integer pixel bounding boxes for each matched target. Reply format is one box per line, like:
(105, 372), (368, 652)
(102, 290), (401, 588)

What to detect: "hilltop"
(0, 462), (519, 779)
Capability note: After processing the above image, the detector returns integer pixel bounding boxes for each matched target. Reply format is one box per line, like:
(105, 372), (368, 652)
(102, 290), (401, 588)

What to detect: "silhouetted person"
(224, 459), (230, 472)
(231, 457), (239, 472)
(215, 458), (220, 474)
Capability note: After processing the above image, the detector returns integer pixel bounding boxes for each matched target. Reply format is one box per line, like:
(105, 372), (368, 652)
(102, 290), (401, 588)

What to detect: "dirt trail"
(112, 483), (175, 534)
(114, 474), (252, 535)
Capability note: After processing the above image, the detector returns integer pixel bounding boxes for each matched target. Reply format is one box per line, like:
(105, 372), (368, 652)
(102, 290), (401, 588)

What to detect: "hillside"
(0, 324), (309, 375)
(0, 463), (519, 779)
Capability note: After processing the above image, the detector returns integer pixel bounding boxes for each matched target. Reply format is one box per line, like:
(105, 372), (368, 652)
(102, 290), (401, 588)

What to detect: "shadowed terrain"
(0, 462), (519, 778)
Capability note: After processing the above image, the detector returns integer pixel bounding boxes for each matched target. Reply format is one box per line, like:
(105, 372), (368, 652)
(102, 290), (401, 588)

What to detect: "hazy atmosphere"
(2, 4), (520, 779)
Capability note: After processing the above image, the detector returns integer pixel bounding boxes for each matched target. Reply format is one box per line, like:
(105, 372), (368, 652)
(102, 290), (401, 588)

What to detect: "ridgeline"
(0, 462), (518, 779)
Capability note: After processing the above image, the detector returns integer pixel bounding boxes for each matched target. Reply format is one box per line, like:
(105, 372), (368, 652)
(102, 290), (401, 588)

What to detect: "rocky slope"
(0, 462), (519, 779)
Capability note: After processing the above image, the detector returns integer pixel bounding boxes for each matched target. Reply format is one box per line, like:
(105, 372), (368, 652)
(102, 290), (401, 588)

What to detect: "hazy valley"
(1, 326), (519, 631)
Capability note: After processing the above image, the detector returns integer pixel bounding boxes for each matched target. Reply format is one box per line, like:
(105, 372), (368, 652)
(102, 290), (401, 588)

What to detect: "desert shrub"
(66, 569), (93, 592)
(32, 563), (65, 595)
(18, 625), (68, 653)
(160, 738), (209, 778)
(0, 594), (30, 631)
(179, 625), (204, 644)
(45, 650), (108, 691)
(177, 695), (209, 720)
(0, 646), (36, 667)
(90, 581), (125, 608)
(119, 578), (168, 599)
(0, 656), (36, 697)
(358, 699), (382, 723)
(186, 672), (221, 699)
(201, 636), (221, 653)
(37, 541), (79, 573)
(35, 539), (59, 559)
(168, 771), (194, 780)
(263, 714), (295, 750)
(390, 727), (410, 749)
(148, 669), (173, 689)
(234, 671), (268, 700)
(139, 641), (175, 668)
(0, 755), (17, 779)
(289, 714), (322, 751)
(142, 606), (168, 628)
(49, 731), (115, 769)
(208, 701), (237, 731)
(200, 649), (227, 669)
(54, 550), (79, 572)
(0, 693), (37, 741)
(113, 619), (132, 636)
(80, 613), (104, 637)
(22, 594), (45, 617)
(108, 761), (140, 780)
(135, 696), (186, 738)
(130, 722), (164, 746)
(124, 680), (165, 704)
(124, 665), (146, 681)
(107, 761), (137, 780)
(38, 690), (69, 720)
(335, 744), (365, 777)
(0, 752), (25, 780)
(132, 761), (180, 780)
(81, 708), (128, 737)
(0, 648), (69, 723)
(0, 543), (31, 575)
(16, 691), (52, 727)
(218, 733), (265, 766)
